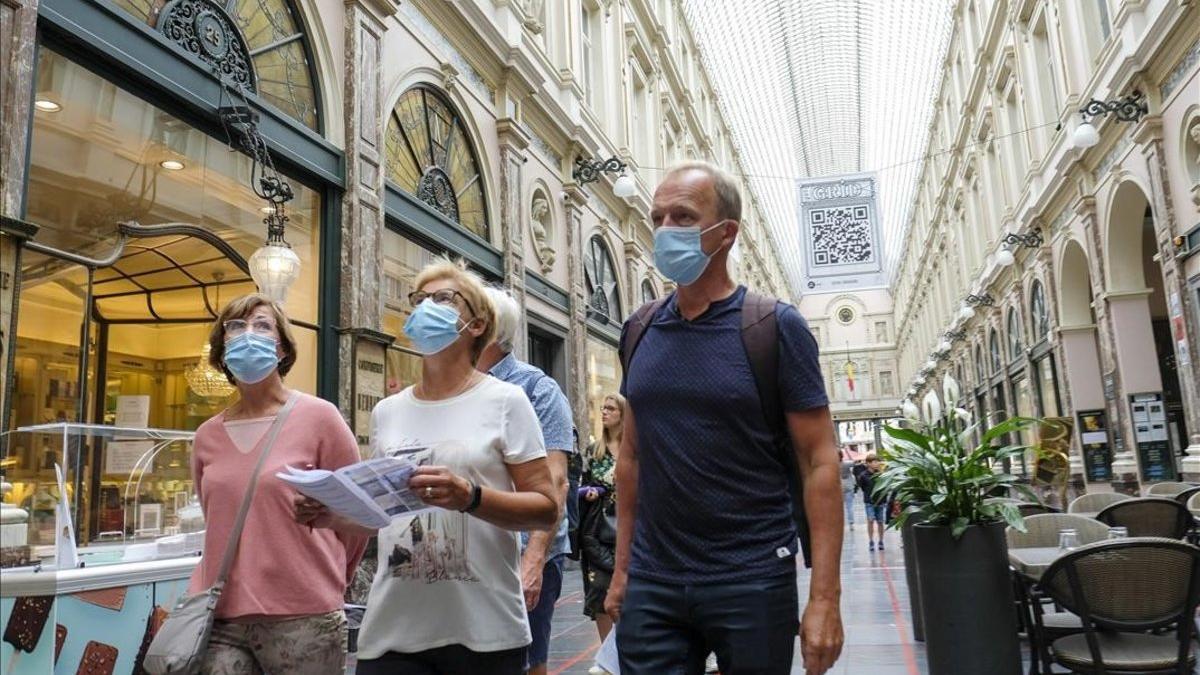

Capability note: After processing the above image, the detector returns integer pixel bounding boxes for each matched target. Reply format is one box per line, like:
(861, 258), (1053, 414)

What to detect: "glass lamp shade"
(915, 377), (926, 386)
(995, 248), (1015, 267)
(249, 242), (301, 303)
(1072, 121), (1099, 149)
(613, 173), (637, 198)
(925, 359), (937, 371)
(938, 340), (952, 354)
(959, 305), (975, 321)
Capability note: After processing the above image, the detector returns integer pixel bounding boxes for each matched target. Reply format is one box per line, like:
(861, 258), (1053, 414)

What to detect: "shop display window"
(3, 47), (325, 549)
(585, 337), (621, 449)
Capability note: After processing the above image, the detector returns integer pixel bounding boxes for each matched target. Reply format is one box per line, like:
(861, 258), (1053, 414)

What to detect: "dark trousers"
(616, 572), (799, 675)
(355, 644), (527, 675)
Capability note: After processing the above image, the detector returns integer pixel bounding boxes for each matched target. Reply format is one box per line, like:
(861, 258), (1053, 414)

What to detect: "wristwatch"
(461, 482), (483, 513)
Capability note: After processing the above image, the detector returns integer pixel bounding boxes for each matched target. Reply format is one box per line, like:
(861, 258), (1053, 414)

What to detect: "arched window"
(585, 236), (622, 325)
(641, 279), (657, 304)
(386, 85), (490, 238)
(113, 0), (321, 130)
(1029, 281), (1050, 344)
(974, 345), (986, 383)
(989, 330), (1003, 374)
(1007, 308), (1024, 360)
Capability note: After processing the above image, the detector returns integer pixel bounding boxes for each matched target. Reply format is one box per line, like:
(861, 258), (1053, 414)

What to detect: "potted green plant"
(877, 374), (1037, 675)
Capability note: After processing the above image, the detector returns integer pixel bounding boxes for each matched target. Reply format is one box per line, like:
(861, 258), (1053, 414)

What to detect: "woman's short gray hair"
(485, 286), (521, 352)
(664, 160), (742, 222)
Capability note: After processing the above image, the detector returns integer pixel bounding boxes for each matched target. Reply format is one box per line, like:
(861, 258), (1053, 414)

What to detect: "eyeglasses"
(224, 318), (277, 338)
(408, 289), (475, 315)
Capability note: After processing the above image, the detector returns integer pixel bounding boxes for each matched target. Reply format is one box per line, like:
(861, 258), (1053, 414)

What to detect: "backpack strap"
(619, 295), (670, 377)
(741, 291), (782, 435)
(740, 290), (813, 568)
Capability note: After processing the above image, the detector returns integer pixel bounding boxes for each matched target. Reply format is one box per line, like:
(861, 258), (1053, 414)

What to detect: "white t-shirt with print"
(355, 375), (547, 658)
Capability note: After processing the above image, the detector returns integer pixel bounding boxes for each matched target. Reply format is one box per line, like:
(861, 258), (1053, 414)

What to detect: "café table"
(1007, 546), (1062, 581)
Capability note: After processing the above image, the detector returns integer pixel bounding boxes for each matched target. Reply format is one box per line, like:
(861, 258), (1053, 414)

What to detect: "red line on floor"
(549, 639), (601, 675)
(880, 564), (921, 675)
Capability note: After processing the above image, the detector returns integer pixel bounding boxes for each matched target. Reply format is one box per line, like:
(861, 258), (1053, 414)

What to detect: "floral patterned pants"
(200, 610), (347, 675)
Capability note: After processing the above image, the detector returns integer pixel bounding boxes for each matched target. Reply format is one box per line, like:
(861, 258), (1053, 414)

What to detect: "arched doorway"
(1057, 239), (1110, 482)
(1104, 180), (1185, 482)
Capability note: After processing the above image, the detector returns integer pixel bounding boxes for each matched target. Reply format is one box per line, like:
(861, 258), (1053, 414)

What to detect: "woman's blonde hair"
(412, 259), (496, 362)
(207, 293), (298, 384)
(594, 393), (627, 459)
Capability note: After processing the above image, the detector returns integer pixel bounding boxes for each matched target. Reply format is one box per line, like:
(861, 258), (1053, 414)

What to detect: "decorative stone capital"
(348, 0), (399, 25)
(496, 117), (531, 153)
(1132, 114), (1164, 146)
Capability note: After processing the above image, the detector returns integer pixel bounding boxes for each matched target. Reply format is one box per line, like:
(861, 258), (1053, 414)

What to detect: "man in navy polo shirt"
(605, 162), (844, 675)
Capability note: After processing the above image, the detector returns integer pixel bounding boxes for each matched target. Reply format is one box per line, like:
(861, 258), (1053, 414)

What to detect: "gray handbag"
(144, 392), (299, 675)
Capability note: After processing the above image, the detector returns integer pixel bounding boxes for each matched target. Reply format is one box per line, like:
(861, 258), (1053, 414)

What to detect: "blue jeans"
(616, 572), (799, 675)
(526, 555), (565, 668)
(842, 490), (855, 524)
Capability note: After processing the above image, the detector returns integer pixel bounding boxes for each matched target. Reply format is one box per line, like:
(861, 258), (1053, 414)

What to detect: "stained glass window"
(386, 86), (490, 239)
(585, 236), (622, 325)
(111, 0), (320, 130)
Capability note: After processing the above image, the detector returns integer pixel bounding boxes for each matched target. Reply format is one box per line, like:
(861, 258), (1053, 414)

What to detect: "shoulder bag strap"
(740, 291), (781, 432)
(212, 391), (300, 588)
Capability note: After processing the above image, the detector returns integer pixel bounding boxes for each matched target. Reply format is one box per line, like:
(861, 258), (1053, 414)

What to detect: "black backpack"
(618, 290), (813, 568)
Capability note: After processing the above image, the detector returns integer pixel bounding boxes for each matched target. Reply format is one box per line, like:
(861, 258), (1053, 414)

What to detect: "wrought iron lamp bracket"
(945, 329), (968, 341)
(965, 293), (995, 307)
(1002, 229), (1044, 249)
(1078, 90), (1148, 124)
(573, 156), (627, 185)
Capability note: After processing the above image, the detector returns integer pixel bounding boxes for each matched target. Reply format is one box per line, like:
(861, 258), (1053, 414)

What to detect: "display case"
(1, 423), (197, 568)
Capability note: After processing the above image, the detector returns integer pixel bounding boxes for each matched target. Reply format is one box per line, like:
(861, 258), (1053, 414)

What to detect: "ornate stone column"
(1078, 198), (1138, 493)
(0, 0), (39, 435)
(496, 117), (531, 359)
(337, 0), (395, 421)
(1135, 118), (1200, 480)
(563, 184), (590, 437)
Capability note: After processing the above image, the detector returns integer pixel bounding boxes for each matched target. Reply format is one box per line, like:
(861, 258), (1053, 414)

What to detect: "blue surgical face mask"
(223, 333), (280, 384)
(653, 220), (729, 286)
(403, 299), (469, 355)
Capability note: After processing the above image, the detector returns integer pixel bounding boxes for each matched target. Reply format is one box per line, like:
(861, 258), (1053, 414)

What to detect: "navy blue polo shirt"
(620, 286), (828, 584)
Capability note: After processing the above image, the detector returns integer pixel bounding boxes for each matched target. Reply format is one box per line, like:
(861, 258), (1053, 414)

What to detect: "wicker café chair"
(1189, 492), (1200, 515)
(1038, 538), (1200, 674)
(1097, 498), (1193, 540)
(1068, 492), (1133, 515)
(1006, 514), (1111, 550)
(1174, 486), (1200, 506)
(1147, 482), (1195, 498)
(1006, 514), (1110, 673)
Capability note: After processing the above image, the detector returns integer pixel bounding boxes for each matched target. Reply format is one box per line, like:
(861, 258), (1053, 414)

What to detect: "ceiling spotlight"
(34, 99), (62, 112)
(159, 159), (185, 171)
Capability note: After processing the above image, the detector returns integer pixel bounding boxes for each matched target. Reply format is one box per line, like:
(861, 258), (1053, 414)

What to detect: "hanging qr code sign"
(796, 173), (885, 293)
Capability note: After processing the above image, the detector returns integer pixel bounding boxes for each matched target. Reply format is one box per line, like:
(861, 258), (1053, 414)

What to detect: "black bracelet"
(461, 482), (483, 513)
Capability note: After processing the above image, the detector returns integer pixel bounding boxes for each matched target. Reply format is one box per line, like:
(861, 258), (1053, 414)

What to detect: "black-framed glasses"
(408, 289), (475, 315)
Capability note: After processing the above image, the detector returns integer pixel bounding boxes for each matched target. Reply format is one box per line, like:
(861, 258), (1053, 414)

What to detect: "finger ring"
(424, 486), (434, 498)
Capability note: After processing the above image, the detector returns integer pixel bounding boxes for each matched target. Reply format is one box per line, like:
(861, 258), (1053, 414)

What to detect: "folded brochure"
(277, 455), (434, 529)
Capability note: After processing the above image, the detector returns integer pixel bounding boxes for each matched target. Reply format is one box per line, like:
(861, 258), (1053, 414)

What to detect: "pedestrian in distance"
(857, 453), (888, 551)
(579, 393), (625, 675)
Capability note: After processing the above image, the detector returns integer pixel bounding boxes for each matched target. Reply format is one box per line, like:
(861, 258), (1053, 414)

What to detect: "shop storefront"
(1, 0), (342, 666)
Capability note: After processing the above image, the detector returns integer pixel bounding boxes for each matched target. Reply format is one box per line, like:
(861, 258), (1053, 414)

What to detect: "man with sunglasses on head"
(476, 286), (575, 675)
(605, 161), (844, 675)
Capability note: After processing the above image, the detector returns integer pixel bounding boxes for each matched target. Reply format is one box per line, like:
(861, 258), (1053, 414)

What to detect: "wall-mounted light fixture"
(1071, 90), (1148, 150)
(996, 229), (1044, 266)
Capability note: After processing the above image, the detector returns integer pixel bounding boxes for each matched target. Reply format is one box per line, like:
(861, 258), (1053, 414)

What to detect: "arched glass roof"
(683, 0), (953, 295)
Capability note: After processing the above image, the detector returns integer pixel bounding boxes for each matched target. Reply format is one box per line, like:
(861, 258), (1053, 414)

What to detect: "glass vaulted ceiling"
(683, 0), (953, 295)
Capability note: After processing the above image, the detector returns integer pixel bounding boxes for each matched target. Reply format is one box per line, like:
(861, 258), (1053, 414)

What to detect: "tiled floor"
(545, 522), (929, 674)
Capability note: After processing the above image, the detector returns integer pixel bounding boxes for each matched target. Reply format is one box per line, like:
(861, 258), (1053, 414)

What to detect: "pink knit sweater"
(188, 392), (367, 620)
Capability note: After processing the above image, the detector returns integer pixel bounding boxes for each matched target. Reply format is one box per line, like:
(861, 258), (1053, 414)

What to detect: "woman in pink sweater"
(189, 293), (366, 674)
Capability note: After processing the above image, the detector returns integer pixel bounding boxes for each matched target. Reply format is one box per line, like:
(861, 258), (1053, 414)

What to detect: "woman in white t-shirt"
(295, 261), (559, 675)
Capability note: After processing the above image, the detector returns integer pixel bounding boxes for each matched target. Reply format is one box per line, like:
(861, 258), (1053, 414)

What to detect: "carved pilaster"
(0, 0), (39, 435)
(564, 184), (590, 436)
(1139, 130), (1200, 467)
(337, 0), (392, 419)
(497, 117), (530, 358)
